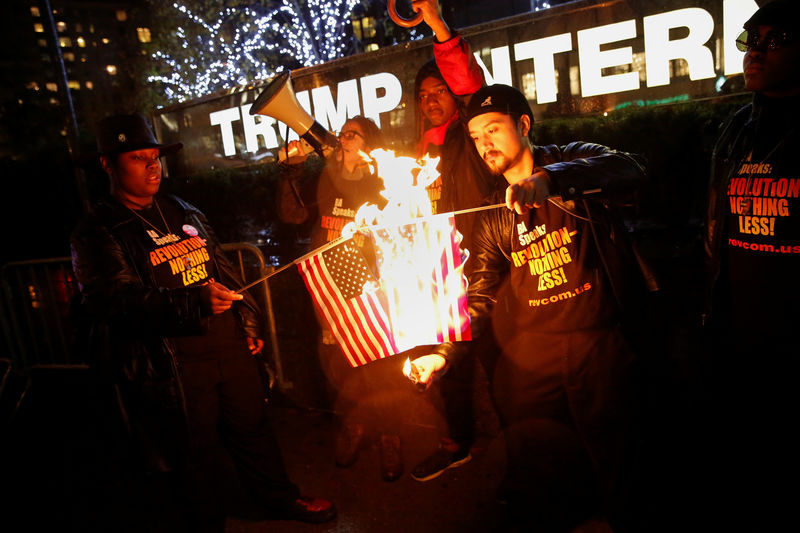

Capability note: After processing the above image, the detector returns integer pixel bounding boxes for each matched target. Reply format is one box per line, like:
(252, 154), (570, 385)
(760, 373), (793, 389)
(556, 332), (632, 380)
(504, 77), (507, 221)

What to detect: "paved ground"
(1, 330), (714, 533)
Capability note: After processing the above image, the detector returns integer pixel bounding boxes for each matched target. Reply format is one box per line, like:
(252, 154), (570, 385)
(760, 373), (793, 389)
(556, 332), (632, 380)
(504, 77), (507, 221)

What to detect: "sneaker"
(271, 496), (337, 523)
(411, 446), (471, 482)
(379, 434), (403, 482)
(335, 422), (365, 468)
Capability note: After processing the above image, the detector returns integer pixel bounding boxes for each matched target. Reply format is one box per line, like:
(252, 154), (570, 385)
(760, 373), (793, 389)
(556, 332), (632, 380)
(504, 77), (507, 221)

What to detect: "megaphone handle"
(302, 122), (340, 158)
(388, 0), (424, 27)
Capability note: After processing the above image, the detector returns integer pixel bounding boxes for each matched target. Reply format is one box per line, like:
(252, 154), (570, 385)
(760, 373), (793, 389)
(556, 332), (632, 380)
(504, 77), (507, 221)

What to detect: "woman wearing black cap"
(71, 114), (336, 531)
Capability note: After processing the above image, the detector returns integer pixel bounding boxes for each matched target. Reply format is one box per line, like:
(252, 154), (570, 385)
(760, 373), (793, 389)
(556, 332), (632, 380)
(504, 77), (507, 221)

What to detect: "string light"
(148, 0), (360, 103)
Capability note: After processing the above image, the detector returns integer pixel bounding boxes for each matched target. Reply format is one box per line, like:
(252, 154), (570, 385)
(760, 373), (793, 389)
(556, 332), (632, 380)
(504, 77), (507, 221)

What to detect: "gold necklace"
(127, 198), (173, 237)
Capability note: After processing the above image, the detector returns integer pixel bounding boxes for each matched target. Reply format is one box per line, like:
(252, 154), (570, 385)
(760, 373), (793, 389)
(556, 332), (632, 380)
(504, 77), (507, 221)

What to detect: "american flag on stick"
(297, 214), (470, 367)
(298, 238), (398, 367)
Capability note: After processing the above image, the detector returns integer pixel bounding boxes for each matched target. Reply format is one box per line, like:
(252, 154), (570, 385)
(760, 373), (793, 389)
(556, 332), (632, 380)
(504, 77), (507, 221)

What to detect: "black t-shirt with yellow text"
(725, 151), (800, 337)
(135, 200), (217, 289)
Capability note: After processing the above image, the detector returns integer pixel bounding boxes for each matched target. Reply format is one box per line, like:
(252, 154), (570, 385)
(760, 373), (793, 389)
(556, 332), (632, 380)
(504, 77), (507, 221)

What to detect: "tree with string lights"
(146, 0), (361, 104)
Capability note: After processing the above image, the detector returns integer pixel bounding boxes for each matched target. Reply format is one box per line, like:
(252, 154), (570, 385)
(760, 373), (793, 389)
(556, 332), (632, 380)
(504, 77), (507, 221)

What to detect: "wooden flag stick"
(234, 203), (506, 293)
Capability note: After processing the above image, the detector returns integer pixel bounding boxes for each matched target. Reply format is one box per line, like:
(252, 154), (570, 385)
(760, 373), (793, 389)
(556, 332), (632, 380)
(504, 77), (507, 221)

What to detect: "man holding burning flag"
(412, 85), (648, 530)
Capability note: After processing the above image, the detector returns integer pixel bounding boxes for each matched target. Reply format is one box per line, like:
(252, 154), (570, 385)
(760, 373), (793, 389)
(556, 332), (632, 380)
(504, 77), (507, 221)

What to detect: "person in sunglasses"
(276, 116), (410, 482)
(703, 0), (800, 529)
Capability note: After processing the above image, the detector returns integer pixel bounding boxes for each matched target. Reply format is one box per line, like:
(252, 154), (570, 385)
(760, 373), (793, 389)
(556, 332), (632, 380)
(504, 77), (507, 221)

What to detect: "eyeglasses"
(735, 29), (795, 52)
(338, 130), (364, 141)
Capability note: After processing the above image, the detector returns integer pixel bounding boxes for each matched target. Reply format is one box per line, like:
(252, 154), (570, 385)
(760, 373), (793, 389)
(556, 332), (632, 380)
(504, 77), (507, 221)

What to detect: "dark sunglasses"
(735, 29), (795, 52)
(338, 130), (364, 141)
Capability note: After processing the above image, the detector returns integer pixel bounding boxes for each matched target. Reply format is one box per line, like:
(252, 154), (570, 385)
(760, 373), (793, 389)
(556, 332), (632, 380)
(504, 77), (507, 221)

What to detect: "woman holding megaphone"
(276, 117), (408, 482)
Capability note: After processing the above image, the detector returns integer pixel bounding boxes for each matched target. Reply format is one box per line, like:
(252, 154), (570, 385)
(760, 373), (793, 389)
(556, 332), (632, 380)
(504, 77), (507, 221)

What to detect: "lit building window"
(63, 52), (75, 61)
(75, 23), (83, 33)
(570, 65), (581, 95)
(102, 38), (110, 44)
(365, 43), (379, 52)
(106, 65), (117, 75)
(352, 16), (376, 41)
(46, 82), (58, 92)
(116, 10), (127, 22)
(49, 97), (59, 105)
(77, 36), (86, 48)
(68, 80), (80, 90)
(85, 81), (93, 89)
(56, 21), (67, 32)
(34, 23), (44, 32)
(59, 37), (72, 48)
(137, 27), (151, 43)
(522, 72), (536, 101)
(633, 52), (646, 83)
(38, 39), (47, 47)
(360, 17), (376, 39)
(26, 81), (40, 91)
(89, 24), (95, 33)
(80, 54), (88, 62)
(672, 59), (690, 78)
(31, 7), (40, 17)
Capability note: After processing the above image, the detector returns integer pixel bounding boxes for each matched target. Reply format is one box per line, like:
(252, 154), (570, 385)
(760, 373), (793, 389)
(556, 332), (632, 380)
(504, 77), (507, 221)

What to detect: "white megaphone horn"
(250, 71), (339, 158)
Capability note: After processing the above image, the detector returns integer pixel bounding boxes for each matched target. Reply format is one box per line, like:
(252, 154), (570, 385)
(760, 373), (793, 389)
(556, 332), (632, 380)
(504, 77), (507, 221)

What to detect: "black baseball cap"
(744, 0), (800, 31)
(466, 84), (533, 123)
(95, 114), (182, 157)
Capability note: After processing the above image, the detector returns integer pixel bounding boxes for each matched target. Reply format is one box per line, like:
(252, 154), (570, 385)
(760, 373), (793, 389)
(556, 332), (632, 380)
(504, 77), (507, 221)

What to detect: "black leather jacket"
(703, 94), (800, 325)
(71, 194), (261, 469)
(429, 142), (647, 363)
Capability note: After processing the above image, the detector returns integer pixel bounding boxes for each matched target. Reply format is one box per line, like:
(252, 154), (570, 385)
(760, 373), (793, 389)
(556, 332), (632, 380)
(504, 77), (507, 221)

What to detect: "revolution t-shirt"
(725, 149), (800, 338)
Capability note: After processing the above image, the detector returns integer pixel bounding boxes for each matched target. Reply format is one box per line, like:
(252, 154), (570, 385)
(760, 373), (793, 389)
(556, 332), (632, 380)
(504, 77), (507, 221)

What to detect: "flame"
(402, 357), (412, 378)
(343, 149), (470, 353)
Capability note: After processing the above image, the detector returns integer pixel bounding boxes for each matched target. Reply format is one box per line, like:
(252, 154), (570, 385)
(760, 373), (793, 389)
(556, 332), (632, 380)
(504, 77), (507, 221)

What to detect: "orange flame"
(344, 149), (469, 352)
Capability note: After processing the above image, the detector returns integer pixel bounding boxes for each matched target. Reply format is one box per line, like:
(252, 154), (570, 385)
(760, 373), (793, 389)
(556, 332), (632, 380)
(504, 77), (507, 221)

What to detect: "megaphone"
(250, 71), (339, 158)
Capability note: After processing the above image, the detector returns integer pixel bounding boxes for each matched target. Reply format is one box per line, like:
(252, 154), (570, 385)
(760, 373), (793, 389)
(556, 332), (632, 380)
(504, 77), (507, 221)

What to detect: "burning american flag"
(297, 149), (471, 367)
(298, 216), (470, 367)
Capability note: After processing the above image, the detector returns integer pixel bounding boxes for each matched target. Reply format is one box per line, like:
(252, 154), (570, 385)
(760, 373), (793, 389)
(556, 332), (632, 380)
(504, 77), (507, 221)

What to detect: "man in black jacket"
(71, 114), (335, 531)
(412, 85), (646, 531)
(704, 0), (800, 529)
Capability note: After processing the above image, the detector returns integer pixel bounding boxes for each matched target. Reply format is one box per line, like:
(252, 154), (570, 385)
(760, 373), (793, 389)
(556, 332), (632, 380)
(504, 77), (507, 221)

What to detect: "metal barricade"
(0, 257), (79, 368)
(0, 246), (290, 390)
(221, 243), (291, 390)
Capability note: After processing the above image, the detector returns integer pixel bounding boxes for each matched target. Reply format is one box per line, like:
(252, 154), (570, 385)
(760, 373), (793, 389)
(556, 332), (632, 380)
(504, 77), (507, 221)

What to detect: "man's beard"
(482, 150), (514, 176)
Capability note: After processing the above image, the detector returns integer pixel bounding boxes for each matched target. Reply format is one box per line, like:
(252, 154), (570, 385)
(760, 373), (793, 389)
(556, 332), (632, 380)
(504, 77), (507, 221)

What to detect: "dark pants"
(319, 338), (407, 435)
(492, 327), (638, 531)
(708, 334), (798, 532)
(175, 314), (299, 527)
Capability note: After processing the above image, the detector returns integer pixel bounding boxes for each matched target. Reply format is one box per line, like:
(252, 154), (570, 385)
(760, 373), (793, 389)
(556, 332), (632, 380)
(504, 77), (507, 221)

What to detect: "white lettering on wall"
(209, 107), (241, 157)
(360, 72), (402, 128)
(204, 3), (761, 158)
(514, 34), (573, 103)
(312, 79), (360, 133)
(644, 8), (715, 87)
(240, 103), (277, 153)
(578, 20), (639, 98)
(474, 47), (513, 86)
